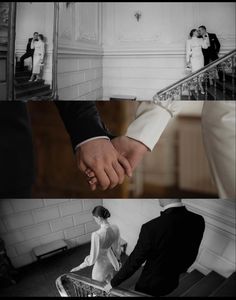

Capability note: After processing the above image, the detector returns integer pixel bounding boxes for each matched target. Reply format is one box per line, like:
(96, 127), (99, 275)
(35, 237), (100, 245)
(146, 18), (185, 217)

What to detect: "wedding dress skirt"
(186, 37), (207, 72)
(32, 40), (45, 74)
(202, 101), (236, 198)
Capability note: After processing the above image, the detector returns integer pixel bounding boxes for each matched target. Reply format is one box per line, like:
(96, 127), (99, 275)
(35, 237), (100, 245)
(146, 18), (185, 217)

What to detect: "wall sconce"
(134, 11), (142, 22)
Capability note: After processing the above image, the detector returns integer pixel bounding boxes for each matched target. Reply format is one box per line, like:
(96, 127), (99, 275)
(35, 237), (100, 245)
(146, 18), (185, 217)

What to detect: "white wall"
(15, 2), (54, 85)
(104, 199), (236, 278)
(0, 199), (101, 268)
(102, 2), (236, 100)
(57, 2), (103, 100)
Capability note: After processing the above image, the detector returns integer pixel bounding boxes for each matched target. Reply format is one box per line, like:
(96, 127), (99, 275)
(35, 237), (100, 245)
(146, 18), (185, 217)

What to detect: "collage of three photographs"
(0, 1), (235, 298)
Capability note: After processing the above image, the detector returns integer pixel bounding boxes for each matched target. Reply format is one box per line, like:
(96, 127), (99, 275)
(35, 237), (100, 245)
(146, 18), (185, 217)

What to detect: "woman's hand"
(70, 266), (81, 272)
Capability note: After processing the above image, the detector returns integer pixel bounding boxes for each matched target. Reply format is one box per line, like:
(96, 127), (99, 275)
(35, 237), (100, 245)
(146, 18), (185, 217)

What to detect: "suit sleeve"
(213, 34), (220, 54)
(54, 101), (114, 150)
(126, 101), (183, 151)
(111, 225), (151, 288)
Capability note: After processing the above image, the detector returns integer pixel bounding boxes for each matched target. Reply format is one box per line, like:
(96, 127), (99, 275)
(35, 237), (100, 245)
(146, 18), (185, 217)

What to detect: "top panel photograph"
(0, 2), (235, 101)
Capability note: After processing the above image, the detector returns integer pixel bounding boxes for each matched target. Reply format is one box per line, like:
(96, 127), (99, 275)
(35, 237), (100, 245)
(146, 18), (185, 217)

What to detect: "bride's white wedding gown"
(77, 223), (121, 282)
(186, 37), (208, 72)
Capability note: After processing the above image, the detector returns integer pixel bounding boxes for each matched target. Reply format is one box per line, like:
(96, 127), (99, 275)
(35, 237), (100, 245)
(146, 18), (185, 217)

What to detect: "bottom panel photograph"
(0, 199), (235, 297)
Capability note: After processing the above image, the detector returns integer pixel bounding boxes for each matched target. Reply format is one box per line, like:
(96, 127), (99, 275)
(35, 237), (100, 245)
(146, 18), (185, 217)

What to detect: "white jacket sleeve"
(126, 101), (183, 151)
(78, 232), (100, 269)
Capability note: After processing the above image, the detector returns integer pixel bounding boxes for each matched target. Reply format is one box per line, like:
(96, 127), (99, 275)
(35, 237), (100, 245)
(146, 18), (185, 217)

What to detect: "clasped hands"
(76, 136), (148, 191)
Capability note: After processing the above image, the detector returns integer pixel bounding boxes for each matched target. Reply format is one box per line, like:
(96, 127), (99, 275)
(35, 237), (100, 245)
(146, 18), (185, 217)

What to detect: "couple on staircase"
(186, 25), (221, 94)
(70, 200), (205, 297)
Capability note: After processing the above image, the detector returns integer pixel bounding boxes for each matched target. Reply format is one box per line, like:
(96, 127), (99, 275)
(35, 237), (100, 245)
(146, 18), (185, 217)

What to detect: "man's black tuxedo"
(111, 206), (205, 297)
(201, 33), (221, 65)
(26, 38), (34, 56)
(20, 38), (35, 69)
(0, 101), (112, 198)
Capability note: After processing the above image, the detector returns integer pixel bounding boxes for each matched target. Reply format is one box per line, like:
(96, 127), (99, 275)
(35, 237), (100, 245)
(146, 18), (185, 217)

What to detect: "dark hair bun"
(92, 206), (111, 219)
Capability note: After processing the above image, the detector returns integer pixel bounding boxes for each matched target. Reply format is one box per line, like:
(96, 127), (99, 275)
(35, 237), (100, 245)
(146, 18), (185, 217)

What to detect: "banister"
(153, 49), (236, 100)
(56, 273), (151, 297)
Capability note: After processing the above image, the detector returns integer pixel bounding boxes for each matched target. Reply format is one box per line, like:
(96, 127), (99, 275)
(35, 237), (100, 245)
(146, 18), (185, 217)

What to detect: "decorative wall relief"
(58, 2), (73, 41)
(0, 2), (9, 44)
(74, 2), (99, 44)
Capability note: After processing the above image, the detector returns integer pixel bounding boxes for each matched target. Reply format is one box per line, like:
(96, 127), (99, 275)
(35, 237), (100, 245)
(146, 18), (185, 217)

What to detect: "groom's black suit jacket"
(0, 101), (112, 197)
(111, 206), (205, 296)
(201, 32), (221, 65)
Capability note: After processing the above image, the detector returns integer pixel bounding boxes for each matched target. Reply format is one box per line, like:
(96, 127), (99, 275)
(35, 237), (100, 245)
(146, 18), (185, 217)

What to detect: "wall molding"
(182, 199), (235, 238)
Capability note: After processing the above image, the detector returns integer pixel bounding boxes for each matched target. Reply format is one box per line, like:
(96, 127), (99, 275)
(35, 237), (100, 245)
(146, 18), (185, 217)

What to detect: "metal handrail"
(153, 49), (236, 100)
(56, 273), (151, 297)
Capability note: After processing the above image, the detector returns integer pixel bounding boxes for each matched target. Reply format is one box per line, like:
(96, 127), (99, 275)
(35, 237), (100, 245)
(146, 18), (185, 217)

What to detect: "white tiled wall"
(57, 56), (103, 100)
(0, 199), (102, 268)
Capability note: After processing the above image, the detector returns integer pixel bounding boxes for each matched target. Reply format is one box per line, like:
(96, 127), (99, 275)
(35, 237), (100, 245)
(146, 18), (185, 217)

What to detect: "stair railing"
(153, 49), (236, 101)
(55, 273), (151, 297)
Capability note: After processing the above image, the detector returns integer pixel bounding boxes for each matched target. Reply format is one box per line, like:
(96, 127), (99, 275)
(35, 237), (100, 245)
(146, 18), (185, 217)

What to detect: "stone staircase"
(165, 270), (236, 297)
(189, 67), (236, 100)
(15, 62), (52, 100)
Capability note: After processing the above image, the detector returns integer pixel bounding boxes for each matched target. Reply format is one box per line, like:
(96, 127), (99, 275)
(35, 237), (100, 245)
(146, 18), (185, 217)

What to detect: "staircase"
(166, 270), (236, 297)
(15, 61), (52, 100)
(153, 49), (236, 101)
(189, 67), (236, 100)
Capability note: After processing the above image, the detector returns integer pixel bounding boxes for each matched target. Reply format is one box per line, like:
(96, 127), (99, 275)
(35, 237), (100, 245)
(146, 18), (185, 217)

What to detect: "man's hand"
(76, 139), (132, 191)
(103, 281), (112, 293)
(85, 136), (149, 189)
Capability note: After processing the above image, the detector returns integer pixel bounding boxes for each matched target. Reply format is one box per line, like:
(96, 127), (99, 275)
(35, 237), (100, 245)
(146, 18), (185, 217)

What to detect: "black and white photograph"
(0, 2), (235, 100)
(0, 199), (235, 297)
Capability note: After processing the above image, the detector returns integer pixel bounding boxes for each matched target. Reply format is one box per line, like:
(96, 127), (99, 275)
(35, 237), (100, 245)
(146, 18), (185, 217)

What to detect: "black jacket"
(26, 38), (34, 55)
(111, 206), (205, 296)
(202, 33), (221, 62)
(0, 101), (112, 197)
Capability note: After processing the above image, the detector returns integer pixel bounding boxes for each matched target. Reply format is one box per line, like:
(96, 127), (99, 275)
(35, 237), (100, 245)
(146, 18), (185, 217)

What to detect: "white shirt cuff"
(75, 136), (110, 151)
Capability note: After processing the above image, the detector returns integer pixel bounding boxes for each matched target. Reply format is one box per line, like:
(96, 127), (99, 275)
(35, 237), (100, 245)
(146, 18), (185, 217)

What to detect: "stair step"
(166, 270), (204, 297)
(15, 70), (32, 77)
(225, 72), (236, 82)
(16, 89), (52, 101)
(210, 272), (236, 297)
(15, 76), (31, 83)
(181, 271), (225, 297)
(15, 79), (45, 89)
(215, 80), (236, 96)
(207, 86), (234, 100)
(16, 84), (51, 97)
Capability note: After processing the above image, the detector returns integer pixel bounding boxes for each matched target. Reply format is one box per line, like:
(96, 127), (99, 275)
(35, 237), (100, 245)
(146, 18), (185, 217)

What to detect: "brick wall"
(0, 199), (102, 268)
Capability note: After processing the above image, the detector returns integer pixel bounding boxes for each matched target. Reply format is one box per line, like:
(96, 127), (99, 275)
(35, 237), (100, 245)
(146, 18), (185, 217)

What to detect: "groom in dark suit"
(0, 101), (131, 198)
(19, 32), (38, 70)
(107, 199), (205, 297)
(198, 25), (221, 66)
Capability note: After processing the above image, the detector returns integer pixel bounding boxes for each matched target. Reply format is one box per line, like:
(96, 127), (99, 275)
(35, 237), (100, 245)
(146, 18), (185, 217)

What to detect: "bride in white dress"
(186, 29), (208, 94)
(29, 34), (45, 82)
(70, 206), (121, 282)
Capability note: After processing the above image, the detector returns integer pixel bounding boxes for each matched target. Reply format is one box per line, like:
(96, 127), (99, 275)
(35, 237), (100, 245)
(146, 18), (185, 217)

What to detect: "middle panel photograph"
(8, 99), (233, 199)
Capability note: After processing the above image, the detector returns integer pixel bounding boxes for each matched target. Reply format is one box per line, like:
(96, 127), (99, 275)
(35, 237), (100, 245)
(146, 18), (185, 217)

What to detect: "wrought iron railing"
(153, 49), (236, 101)
(56, 273), (151, 297)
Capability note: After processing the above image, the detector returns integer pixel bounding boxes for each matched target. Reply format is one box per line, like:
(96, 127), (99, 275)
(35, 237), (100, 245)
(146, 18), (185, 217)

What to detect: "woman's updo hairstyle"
(92, 206), (111, 219)
(189, 29), (197, 38)
(39, 34), (44, 41)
